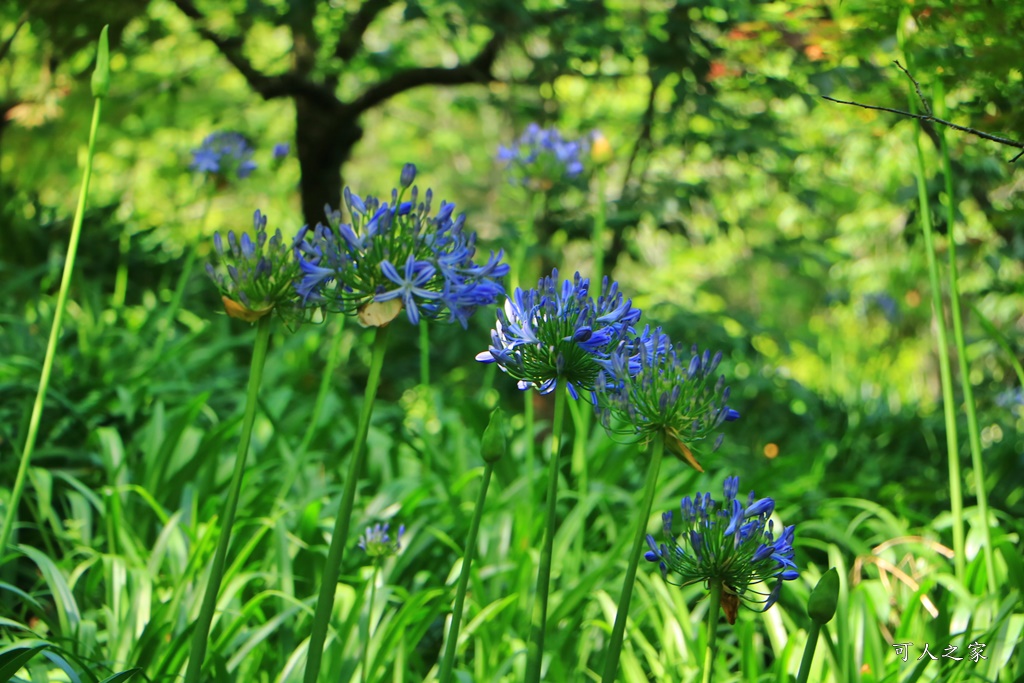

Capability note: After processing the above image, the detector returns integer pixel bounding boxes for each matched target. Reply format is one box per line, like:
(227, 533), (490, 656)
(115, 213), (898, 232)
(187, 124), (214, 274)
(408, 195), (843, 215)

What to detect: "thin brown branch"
(170, 0), (340, 109)
(347, 32), (503, 116)
(334, 0), (394, 62)
(893, 60), (931, 117)
(821, 95), (1024, 161)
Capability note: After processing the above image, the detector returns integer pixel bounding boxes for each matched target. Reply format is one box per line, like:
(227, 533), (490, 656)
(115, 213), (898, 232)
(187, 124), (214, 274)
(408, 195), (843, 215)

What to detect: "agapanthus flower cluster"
(205, 210), (300, 322)
(293, 164), (509, 328)
(497, 123), (589, 191)
(475, 269), (644, 399)
(358, 522), (405, 561)
(644, 476), (798, 618)
(190, 131), (257, 180)
(595, 335), (740, 471)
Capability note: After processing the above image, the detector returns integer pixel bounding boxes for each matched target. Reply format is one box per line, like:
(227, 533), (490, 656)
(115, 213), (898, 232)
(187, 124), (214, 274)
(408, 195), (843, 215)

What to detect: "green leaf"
(98, 669), (141, 683)
(0, 645), (49, 682)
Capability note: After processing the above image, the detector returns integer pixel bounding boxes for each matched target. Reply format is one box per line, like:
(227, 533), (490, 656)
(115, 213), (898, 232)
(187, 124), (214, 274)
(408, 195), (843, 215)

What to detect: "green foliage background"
(0, 0), (1022, 681)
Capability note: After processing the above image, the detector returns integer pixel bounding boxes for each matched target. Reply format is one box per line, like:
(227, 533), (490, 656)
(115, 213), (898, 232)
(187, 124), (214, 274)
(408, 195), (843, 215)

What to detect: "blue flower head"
(644, 476), (798, 622)
(497, 123), (589, 191)
(475, 269), (642, 399)
(358, 522), (405, 562)
(205, 210), (303, 322)
(190, 131), (257, 181)
(595, 335), (740, 471)
(293, 164), (509, 328)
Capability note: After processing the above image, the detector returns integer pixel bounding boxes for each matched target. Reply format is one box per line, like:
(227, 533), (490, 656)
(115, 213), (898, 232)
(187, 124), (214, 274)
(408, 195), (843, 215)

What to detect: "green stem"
(361, 564), (380, 683)
(438, 462), (494, 683)
(795, 623), (821, 683)
(304, 324), (390, 683)
(592, 166), (607, 289)
(524, 386), (567, 683)
(183, 314), (273, 683)
(904, 58), (966, 584)
(600, 433), (665, 683)
(568, 399), (589, 568)
(298, 316), (348, 457)
(0, 93), (104, 559)
(700, 581), (724, 683)
(419, 320), (430, 387)
(934, 82), (997, 595)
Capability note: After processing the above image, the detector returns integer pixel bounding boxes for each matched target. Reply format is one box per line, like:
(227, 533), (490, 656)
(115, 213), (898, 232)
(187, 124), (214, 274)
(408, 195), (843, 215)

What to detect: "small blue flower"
(595, 335), (740, 471)
(293, 165), (509, 327)
(272, 142), (290, 160)
(358, 522), (405, 561)
(644, 476), (798, 617)
(476, 269), (642, 399)
(497, 123), (591, 191)
(190, 131), (257, 180)
(206, 210), (303, 321)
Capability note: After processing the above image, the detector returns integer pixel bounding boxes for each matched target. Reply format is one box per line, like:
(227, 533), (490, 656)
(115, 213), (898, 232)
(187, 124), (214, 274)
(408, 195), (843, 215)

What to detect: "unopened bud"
(481, 407), (507, 463)
(807, 567), (839, 625)
(91, 25), (110, 99)
(400, 163), (417, 189)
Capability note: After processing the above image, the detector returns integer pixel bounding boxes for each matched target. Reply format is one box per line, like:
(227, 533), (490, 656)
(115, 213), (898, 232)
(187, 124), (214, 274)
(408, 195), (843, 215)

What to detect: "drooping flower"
(358, 522), (405, 561)
(497, 123), (589, 191)
(205, 210), (301, 322)
(644, 476), (798, 621)
(595, 334), (740, 471)
(190, 131), (257, 180)
(293, 164), (508, 328)
(475, 269), (645, 400)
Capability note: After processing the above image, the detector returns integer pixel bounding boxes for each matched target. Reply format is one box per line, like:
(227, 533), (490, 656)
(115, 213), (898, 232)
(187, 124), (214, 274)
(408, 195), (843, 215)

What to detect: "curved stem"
(795, 623), (821, 683)
(438, 462), (495, 683)
(600, 433), (664, 683)
(304, 324), (391, 683)
(0, 94), (103, 559)
(524, 386), (567, 683)
(700, 581), (724, 683)
(183, 314), (273, 683)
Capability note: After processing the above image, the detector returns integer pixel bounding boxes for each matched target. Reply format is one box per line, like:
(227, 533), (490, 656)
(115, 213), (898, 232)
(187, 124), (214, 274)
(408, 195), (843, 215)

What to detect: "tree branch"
(334, 0), (394, 62)
(0, 12), (28, 65)
(822, 61), (1024, 162)
(347, 32), (503, 116)
(170, 0), (341, 109)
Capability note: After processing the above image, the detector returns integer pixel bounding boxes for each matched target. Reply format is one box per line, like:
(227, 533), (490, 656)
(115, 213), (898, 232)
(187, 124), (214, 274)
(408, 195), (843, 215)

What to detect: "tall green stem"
(304, 324), (391, 683)
(183, 314), (273, 683)
(0, 87), (104, 559)
(934, 82), (997, 595)
(361, 565), (380, 683)
(438, 462), (494, 683)
(795, 622), (822, 683)
(600, 434), (664, 683)
(524, 387), (567, 683)
(700, 581), (724, 683)
(904, 63), (966, 583)
(513, 195), (543, 499)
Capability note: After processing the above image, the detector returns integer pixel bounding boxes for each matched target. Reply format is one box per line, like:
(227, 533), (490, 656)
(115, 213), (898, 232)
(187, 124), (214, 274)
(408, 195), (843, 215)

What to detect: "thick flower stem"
(183, 314), (273, 683)
(795, 622), (822, 683)
(304, 324), (390, 683)
(524, 386), (567, 683)
(0, 92), (103, 560)
(438, 462), (494, 683)
(700, 580), (724, 683)
(600, 433), (665, 683)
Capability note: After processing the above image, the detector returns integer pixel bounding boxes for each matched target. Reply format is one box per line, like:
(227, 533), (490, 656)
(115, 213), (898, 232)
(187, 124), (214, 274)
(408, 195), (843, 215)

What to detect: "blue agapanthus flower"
(645, 476), (798, 620)
(475, 269), (644, 399)
(190, 131), (257, 179)
(205, 210), (301, 322)
(293, 164), (508, 328)
(595, 334), (740, 471)
(358, 522), (405, 561)
(497, 123), (588, 191)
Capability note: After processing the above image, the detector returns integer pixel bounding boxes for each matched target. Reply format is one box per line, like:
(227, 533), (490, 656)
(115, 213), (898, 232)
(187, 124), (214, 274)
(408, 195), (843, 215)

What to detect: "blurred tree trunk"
(293, 98), (363, 224)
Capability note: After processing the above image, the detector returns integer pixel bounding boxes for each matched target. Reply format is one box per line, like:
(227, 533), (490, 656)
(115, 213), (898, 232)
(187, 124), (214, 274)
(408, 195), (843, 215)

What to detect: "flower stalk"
(701, 580), (724, 683)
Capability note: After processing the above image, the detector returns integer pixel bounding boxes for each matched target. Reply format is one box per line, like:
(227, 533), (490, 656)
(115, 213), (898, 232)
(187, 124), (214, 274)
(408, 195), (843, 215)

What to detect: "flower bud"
(481, 408), (507, 463)
(91, 25), (110, 99)
(400, 163), (417, 189)
(807, 567), (839, 625)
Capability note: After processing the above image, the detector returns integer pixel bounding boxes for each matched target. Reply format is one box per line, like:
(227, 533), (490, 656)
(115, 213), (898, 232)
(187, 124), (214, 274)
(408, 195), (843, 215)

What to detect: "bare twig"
(823, 62), (1024, 162)
(893, 60), (931, 117)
